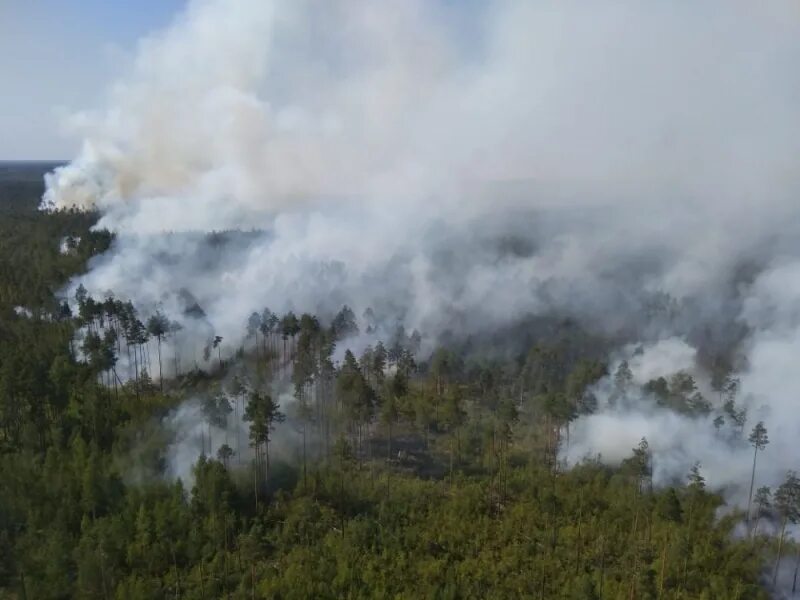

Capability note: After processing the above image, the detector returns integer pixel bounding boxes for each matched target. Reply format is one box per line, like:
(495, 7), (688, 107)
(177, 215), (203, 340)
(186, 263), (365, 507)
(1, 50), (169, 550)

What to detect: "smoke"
(42, 0), (800, 499)
(564, 339), (754, 500)
(161, 383), (308, 483)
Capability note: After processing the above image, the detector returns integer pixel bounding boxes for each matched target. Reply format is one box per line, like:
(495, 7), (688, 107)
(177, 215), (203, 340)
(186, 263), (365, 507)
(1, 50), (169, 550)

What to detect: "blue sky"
(0, 0), (185, 159)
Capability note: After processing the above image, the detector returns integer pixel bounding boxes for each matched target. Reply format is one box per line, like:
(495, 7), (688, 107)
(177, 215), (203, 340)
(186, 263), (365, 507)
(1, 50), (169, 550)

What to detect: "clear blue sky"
(0, 0), (185, 159)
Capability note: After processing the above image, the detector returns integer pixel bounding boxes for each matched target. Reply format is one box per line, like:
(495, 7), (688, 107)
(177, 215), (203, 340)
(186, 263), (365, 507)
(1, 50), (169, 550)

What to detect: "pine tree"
(747, 421), (769, 526)
(146, 312), (169, 391)
(774, 471), (800, 585)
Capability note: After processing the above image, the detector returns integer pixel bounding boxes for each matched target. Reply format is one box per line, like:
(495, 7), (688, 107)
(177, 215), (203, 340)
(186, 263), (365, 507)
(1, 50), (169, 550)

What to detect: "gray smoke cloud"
(162, 386), (302, 483)
(43, 0), (800, 498)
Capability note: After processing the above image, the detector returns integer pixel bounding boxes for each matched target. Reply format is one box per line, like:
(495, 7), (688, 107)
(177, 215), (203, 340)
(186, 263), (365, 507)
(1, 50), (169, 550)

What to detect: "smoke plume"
(43, 0), (800, 497)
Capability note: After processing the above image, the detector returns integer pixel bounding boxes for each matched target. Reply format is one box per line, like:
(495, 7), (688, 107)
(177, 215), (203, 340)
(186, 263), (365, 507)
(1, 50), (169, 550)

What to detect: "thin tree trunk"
(132, 342), (140, 400)
(99, 550), (108, 600)
(172, 547), (181, 599)
(575, 500), (583, 573)
(223, 517), (229, 599)
(265, 440), (270, 485)
(449, 435), (454, 488)
(792, 543), (800, 595)
(126, 340), (132, 380)
(253, 449), (259, 512)
(112, 367), (119, 402)
(145, 341), (152, 376)
(199, 560), (205, 600)
(658, 536), (668, 598)
(157, 336), (163, 392)
(752, 514), (761, 539)
(599, 535), (606, 597)
(747, 446), (758, 525)
(236, 395), (241, 465)
(775, 518), (788, 586)
(387, 420), (392, 459)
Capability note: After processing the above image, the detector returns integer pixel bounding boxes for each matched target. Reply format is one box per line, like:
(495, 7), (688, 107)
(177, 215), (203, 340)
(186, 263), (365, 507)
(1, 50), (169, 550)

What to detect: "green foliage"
(0, 170), (776, 598)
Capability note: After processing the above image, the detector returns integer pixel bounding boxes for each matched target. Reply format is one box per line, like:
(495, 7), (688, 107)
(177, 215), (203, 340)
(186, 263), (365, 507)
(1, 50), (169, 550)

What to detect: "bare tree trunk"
(199, 560), (205, 600)
(302, 423), (307, 491)
(111, 367), (120, 402)
(792, 543), (800, 595)
(658, 536), (668, 598)
(133, 342), (141, 400)
(145, 341), (152, 377)
(774, 517), (787, 586)
(747, 446), (758, 526)
(265, 440), (270, 485)
(449, 435), (454, 488)
(172, 547), (181, 599)
(253, 448), (259, 512)
(157, 336), (163, 392)
(387, 420), (392, 459)
(236, 395), (241, 465)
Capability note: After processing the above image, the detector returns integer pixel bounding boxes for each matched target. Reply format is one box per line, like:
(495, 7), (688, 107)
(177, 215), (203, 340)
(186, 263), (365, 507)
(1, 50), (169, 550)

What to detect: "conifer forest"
(6, 2), (800, 599)
(1, 163), (792, 599)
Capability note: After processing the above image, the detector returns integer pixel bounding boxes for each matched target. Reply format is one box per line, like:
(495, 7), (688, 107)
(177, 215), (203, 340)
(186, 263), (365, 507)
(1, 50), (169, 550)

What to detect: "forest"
(0, 164), (793, 599)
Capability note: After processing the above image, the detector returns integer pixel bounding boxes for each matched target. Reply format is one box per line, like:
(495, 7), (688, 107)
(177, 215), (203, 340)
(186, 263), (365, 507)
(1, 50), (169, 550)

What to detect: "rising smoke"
(42, 0), (800, 498)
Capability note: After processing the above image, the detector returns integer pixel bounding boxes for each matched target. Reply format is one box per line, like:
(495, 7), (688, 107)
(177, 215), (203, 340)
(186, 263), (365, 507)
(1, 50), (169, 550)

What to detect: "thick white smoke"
(43, 0), (800, 497)
(564, 339), (762, 502)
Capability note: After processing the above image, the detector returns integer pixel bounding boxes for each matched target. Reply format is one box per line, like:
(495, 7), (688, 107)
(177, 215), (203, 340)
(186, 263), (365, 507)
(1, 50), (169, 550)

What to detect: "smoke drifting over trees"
(42, 0), (800, 501)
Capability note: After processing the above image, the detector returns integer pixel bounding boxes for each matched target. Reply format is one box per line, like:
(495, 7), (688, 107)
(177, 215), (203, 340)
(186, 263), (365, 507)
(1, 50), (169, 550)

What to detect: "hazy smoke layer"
(44, 0), (800, 496)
